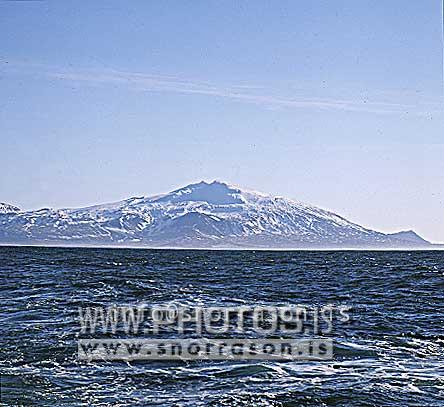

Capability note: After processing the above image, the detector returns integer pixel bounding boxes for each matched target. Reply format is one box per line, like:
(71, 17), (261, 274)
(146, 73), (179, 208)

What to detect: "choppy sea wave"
(1, 247), (443, 406)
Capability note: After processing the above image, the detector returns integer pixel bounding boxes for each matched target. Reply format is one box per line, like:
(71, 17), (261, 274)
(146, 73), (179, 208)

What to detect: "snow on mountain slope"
(0, 203), (21, 214)
(0, 181), (431, 248)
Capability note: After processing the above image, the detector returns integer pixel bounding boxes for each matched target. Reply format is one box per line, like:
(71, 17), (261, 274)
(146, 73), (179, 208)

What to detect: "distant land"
(0, 181), (441, 249)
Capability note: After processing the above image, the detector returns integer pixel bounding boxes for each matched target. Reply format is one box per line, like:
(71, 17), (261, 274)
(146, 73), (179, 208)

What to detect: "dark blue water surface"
(1, 247), (443, 406)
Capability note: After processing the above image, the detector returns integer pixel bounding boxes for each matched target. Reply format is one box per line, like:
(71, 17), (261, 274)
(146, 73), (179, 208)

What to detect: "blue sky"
(1, 1), (443, 242)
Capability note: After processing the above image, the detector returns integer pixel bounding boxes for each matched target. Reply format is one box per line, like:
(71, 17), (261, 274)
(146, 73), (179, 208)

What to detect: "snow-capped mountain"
(0, 181), (432, 248)
(0, 203), (21, 214)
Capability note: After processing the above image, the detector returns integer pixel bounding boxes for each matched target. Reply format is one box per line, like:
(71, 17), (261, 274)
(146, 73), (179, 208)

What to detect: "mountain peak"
(387, 230), (430, 245)
(155, 180), (246, 205)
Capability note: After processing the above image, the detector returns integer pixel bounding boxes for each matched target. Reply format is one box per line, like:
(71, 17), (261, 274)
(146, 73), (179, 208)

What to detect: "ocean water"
(1, 246), (443, 406)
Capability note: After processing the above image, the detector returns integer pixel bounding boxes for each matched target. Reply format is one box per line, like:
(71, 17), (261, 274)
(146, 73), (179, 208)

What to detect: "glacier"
(0, 181), (432, 248)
